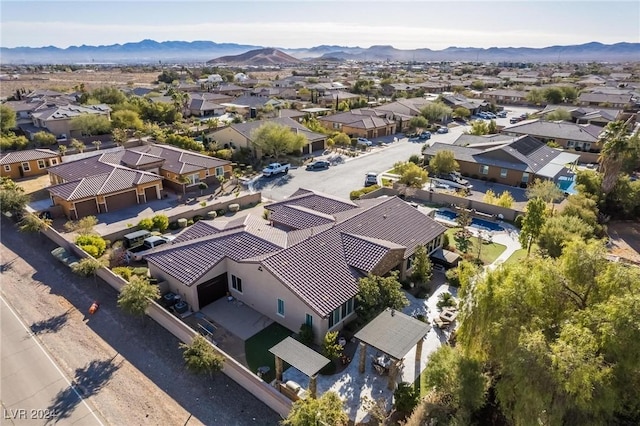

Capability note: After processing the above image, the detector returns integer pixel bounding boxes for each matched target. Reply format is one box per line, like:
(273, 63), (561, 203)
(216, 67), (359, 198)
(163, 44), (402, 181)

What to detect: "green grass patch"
(444, 227), (507, 265)
(245, 322), (292, 383)
(503, 243), (539, 267)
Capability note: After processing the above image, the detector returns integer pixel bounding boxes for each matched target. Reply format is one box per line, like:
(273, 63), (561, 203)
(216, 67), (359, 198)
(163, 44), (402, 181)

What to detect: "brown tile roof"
(0, 149), (59, 164)
(145, 228), (283, 286)
(269, 204), (336, 230)
(48, 166), (160, 201)
(267, 188), (358, 216)
(129, 144), (230, 175)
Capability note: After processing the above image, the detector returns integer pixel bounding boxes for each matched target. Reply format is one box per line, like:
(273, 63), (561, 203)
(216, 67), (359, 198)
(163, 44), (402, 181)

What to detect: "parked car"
(56, 134), (68, 143)
(357, 137), (373, 146)
(419, 131), (432, 140)
(496, 110), (508, 118)
(262, 162), (290, 177)
(306, 160), (330, 171)
(123, 229), (152, 249)
(484, 112), (497, 119)
(127, 235), (173, 262)
(51, 247), (79, 268)
(364, 172), (378, 187)
(437, 171), (471, 188)
(510, 117), (523, 124)
(436, 127), (449, 134)
(477, 112), (489, 119)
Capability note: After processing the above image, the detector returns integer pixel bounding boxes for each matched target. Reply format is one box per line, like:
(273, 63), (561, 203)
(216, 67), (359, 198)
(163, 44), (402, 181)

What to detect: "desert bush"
(76, 234), (107, 257)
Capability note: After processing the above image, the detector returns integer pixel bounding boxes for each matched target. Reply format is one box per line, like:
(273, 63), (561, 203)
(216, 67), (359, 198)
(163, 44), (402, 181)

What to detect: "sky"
(1, 0), (639, 50)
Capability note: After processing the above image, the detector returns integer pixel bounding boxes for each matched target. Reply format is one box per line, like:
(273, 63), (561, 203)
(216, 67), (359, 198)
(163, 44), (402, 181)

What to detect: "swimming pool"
(434, 209), (505, 232)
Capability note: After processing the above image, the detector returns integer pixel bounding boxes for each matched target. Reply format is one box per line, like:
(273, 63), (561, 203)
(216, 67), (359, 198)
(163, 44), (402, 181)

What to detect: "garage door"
(105, 190), (137, 212)
(311, 140), (325, 152)
(197, 272), (228, 309)
(144, 186), (158, 203)
(73, 199), (99, 219)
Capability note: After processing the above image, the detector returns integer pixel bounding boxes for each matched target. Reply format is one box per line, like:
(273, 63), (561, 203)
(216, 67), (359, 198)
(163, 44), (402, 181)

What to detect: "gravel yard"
(0, 219), (281, 426)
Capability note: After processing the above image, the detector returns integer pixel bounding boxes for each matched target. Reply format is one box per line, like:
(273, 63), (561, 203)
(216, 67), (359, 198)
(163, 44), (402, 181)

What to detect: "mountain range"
(1, 39), (638, 64)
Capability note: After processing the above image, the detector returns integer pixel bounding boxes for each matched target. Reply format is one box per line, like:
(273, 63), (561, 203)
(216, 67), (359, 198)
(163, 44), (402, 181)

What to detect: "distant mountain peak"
(207, 48), (301, 65)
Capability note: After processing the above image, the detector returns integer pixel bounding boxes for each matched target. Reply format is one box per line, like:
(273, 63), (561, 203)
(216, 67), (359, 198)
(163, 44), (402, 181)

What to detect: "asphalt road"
(1, 296), (105, 426)
(251, 105), (539, 202)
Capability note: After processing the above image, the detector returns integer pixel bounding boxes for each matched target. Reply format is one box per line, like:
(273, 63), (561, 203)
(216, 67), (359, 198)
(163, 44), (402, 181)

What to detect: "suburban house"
(373, 98), (432, 133)
(145, 190), (447, 343)
(578, 92), (634, 109)
(209, 117), (327, 156)
(440, 94), (488, 116)
(423, 135), (580, 187)
(538, 105), (623, 127)
(186, 97), (226, 117)
(0, 149), (61, 179)
(482, 89), (528, 105)
(501, 119), (605, 152)
(127, 144), (232, 194)
(316, 109), (396, 139)
(29, 104), (112, 140)
(47, 153), (163, 219)
(46, 144), (231, 218)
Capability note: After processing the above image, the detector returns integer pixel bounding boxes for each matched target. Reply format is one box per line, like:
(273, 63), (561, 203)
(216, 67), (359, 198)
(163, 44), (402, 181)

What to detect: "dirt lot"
(607, 221), (640, 264)
(1, 70), (159, 98)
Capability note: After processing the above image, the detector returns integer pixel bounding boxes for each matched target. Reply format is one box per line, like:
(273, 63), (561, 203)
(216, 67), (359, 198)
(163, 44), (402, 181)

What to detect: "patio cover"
(355, 308), (432, 360)
(269, 337), (330, 377)
(430, 248), (461, 266)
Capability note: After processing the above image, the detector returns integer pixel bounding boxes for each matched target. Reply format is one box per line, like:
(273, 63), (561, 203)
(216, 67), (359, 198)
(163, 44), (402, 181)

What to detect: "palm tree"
(58, 145), (67, 156)
(92, 140), (102, 151)
(598, 120), (632, 194)
(70, 138), (86, 153)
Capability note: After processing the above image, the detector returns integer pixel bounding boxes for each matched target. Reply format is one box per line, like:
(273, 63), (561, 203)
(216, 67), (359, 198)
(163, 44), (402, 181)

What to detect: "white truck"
(262, 162), (290, 177)
(126, 235), (173, 262)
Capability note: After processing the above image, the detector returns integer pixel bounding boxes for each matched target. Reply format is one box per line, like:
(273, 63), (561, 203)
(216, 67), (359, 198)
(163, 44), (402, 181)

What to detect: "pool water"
(434, 210), (505, 232)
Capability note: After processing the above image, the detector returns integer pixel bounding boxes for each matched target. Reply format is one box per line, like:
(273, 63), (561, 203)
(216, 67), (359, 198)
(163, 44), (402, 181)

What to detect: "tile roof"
(426, 135), (576, 174)
(218, 117), (326, 142)
(269, 204), (336, 230)
(502, 119), (603, 143)
(0, 149), (59, 164)
(129, 144), (230, 174)
(267, 188), (358, 216)
(262, 196), (446, 316)
(318, 109), (394, 130)
(145, 229), (283, 285)
(48, 166), (160, 201)
(31, 104), (111, 121)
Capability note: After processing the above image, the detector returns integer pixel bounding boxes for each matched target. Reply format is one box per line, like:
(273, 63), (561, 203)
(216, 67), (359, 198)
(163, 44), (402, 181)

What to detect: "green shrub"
(152, 214), (169, 232)
(446, 268), (460, 287)
(436, 292), (456, 311)
(112, 266), (132, 281)
(514, 214), (524, 228)
(187, 219), (194, 226)
(132, 267), (148, 277)
(216, 209), (226, 216)
(193, 215), (203, 222)
(442, 232), (450, 249)
(76, 234), (107, 257)
(349, 190), (363, 200)
(393, 382), (419, 414)
(137, 217), (154, 231)
(168, 221), (180, 230)
(298, 323), (314, 346)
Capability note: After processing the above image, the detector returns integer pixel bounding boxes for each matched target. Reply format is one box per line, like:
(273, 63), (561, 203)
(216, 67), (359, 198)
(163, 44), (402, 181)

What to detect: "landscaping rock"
(177, 218), (188, 228)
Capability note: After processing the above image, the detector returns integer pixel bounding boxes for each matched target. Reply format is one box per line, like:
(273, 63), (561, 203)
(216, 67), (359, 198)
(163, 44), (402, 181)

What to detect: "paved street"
(0, 220), (281, 426)
(251, 105), (540, 202)
(1, 296), (105, 426)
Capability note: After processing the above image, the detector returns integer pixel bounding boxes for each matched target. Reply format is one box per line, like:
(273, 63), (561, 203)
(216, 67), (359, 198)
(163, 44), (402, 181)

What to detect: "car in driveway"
(357, 137), (373, 146)
(306, 160), (330, 171)
(419, 131), (432, 140)
(496, 110), (508, 118)
(436, 126), (449, 134)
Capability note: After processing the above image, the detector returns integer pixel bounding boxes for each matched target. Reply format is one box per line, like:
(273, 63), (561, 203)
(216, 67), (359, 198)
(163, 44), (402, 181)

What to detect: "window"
(346, 298), (353, 315)
(277, 299), (285, 316)
(49, 158), (58, 166)
(305, 314), (313, 327)
(231, 275), (242, 293)
(21, 162), (30, 172)
(567, 140), (575, 148)
(500, 168), (508, 179)
(188, 174), (200, 185)
(479, 165), (489, 175)
(406, 254), (414, 270)
(522, 172), (530, 183)
(205, 169), (210, 177)
(215, 167), (224, 176)
(37, 160), (46, 169)
(3, 165), (10, 172)
(328, 306), (340, 328)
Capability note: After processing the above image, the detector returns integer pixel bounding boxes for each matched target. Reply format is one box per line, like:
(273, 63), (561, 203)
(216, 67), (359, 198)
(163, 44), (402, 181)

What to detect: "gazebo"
(269, 337), (330, 398)
(355, 308), (432, 390)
